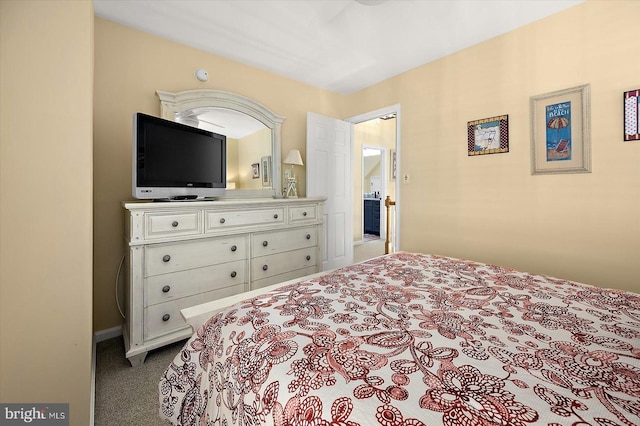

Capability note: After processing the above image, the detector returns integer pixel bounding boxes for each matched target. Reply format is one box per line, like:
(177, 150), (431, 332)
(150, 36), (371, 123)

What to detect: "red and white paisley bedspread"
(159, 252), (640, 426)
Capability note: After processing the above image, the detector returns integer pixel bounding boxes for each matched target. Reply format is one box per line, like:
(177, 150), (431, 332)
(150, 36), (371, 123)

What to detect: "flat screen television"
(133, 112), (226, 200)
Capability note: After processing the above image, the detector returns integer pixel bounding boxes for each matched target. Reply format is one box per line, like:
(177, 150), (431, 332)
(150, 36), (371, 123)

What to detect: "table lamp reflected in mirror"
(283, 149), (303, 198)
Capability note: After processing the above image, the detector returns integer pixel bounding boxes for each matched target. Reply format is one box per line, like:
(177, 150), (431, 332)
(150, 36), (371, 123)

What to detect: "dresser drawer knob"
(306, 234), (311, 240)
(303, 211), (308, 216)
(273, 213), (278, 219)
(306, 255), (311, 261)
(262, 264), (268, 271)
(162, 314), (170, 322)
(162, 255), (171, 262)
(231, 271), (237, 278)
(162, 285), (171, 293)
(171, 221), (179, 228)
(231, 245), (237, 252)
(220, 218), (226, 224)
(262, 240), (268, 247)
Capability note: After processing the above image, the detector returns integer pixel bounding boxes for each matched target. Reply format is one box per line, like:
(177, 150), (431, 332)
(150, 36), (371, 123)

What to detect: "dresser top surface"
(123, 197), (326, 211)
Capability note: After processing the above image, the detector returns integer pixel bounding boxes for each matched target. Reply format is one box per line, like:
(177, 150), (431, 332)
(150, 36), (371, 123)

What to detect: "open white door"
(306, 112), (353, 270)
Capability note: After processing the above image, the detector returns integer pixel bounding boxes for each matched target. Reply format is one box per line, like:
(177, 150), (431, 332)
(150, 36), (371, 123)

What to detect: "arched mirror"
(157, 89), (285, 198)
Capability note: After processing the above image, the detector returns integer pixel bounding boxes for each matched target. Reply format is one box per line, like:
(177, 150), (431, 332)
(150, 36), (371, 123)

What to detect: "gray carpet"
(354, 239), (385, 263)
(94, 337), (186, 425)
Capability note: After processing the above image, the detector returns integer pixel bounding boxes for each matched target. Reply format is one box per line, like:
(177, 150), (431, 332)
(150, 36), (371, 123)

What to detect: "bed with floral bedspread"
(159, 252), (640, 426)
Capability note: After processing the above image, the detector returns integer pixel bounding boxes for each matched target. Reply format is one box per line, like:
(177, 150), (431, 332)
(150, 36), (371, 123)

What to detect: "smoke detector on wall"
(194, 68), (209, 82)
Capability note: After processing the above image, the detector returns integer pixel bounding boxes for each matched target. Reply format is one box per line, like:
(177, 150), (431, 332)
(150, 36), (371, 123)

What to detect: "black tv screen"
(133, 112), (226, 200)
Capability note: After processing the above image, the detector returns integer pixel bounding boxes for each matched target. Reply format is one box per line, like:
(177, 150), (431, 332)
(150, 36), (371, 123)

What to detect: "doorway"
(348, 108), (399, 263)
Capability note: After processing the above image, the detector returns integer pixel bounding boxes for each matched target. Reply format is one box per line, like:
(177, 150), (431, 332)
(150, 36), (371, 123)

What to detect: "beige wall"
(0, 1), (94, 425)
(344, 0), (640, 294)
(93, 18), (344, 331)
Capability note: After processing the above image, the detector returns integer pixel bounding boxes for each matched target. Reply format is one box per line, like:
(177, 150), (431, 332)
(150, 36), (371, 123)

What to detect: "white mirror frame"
(157, 89), (285, 198)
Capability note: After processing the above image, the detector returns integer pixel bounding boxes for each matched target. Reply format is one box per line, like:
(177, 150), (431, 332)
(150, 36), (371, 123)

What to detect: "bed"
(159, 252), (640, 425)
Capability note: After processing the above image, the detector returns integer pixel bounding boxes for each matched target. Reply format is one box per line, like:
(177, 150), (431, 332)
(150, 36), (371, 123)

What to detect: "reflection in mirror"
(175, 107), (271, 191)
(157, 90), (285, 198)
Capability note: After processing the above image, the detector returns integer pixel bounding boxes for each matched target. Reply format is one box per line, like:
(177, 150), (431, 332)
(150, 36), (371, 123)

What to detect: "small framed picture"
(261, 156), (272, 187)
(251, 163), (260, 179)
(467, 115), (509, 156)
(624, 89), (640, 141)
(390, 149), (397, 181)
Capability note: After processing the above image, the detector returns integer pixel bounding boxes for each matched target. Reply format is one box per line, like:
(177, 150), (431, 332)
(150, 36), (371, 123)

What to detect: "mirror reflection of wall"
(363, 150), (382, 197)
(176, 107), (272, 190)
(234, 127), (271, 189)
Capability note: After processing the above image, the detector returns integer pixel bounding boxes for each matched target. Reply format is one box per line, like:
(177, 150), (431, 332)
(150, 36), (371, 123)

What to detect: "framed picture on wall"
(251, 163), (260, 179)
(530, 84), (591, 174)
(467, 115), (509, 156)
(261, 156), (272, 187)
(624, 88), (640, 141)
(390, 149), (397, 181)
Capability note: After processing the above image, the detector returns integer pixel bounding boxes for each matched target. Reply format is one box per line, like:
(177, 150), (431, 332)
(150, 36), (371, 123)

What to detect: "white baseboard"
(94, 325), (122, 343)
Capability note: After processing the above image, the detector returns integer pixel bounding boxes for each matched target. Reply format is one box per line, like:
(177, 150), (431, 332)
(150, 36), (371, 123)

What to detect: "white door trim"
(346, 104), (401, 251)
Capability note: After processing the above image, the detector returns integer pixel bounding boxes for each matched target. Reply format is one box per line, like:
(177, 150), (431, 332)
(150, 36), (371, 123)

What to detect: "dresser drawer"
(289, 205), (318, 223)
(252, 266), (319, 291)
(145, 211), (202, 240)
(252, 226), (317, 257)
(252, 247), (318, 281)
(145, 236), (248, 277)
(205, 208), (285, 232)
(145, 285), (245, 340)
(145, 259), (248, 306)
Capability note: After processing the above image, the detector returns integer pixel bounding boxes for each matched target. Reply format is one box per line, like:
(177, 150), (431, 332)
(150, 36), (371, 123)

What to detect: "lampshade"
(283, 149), (304, 166)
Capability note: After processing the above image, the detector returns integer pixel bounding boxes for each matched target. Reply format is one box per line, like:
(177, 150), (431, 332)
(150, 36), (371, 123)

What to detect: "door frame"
(346, 104), (401, 251)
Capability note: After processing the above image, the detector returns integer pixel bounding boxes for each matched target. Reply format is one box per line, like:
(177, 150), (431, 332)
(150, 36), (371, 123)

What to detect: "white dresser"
(122, 197), (325, 366)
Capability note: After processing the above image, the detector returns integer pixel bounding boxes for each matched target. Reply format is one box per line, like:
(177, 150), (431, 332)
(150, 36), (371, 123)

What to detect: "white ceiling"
(183, 107), (267, 139)
(94, 0), (583, 95)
